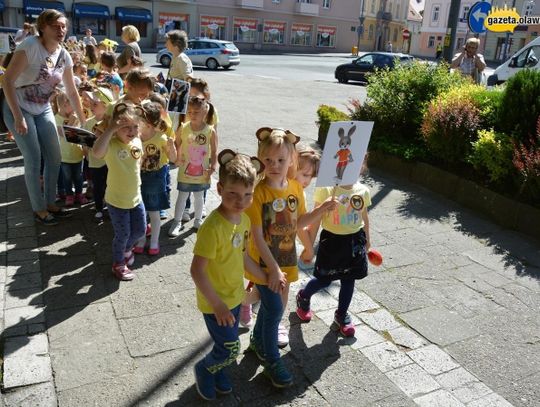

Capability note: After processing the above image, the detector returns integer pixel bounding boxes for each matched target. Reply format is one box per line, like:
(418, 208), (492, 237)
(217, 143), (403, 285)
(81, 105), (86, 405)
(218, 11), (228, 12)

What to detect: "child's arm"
(251, 225), (285, 293)
(190, 255), (236, 327)
(298, 219), (321, 263)
(165, 137), (177, 163)
(208, 128), (218, 177)
(297, 197), (338, 229)
(173, 126), (183, 166)
(362, 208), (371, 251)
(243, 252), (286, 289)
(92, 117), (124, 159)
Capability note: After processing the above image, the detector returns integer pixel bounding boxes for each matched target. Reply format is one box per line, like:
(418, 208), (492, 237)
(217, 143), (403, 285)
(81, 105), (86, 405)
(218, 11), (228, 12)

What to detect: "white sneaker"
(277, 324), (289, 348)
(202, 206), (207, 218)
(181, 208), (191, 222)
(193, 218), (203, 230)
(94, 211), (103, 220)
(168, 220), (182, 237)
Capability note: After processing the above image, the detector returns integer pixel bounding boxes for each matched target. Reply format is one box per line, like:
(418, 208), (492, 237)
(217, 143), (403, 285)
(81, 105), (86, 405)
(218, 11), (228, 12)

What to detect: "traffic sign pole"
(443, 0), (462, 63)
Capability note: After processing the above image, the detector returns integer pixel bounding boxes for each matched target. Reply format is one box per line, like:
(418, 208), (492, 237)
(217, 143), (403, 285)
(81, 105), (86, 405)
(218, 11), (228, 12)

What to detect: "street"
(0, 53), (537, 407)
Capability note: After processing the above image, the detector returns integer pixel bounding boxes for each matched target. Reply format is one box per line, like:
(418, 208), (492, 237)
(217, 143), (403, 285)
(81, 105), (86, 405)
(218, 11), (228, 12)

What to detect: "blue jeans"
(253, 284), (283, 364)
(90, 166), (107, 212)
(201, 305), (241, 374)
(61, 162), (83, 195)
(302, 278), (355, 317)
(3, 100), (60, 212)
(108, 202), (146, 264)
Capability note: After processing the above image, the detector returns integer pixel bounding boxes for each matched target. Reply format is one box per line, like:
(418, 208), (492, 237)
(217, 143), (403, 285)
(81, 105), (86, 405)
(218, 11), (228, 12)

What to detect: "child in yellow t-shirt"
(92, 102), (146, 282)
(190, 149), (273, 401)
(55, 92), (86, 207)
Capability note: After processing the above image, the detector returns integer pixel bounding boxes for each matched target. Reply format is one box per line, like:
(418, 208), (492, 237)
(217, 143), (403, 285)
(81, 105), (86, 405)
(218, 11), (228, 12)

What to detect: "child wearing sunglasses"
(169, 88), (217, 236)
(92, 102), (146, 281)
(133, 101), (177, 255)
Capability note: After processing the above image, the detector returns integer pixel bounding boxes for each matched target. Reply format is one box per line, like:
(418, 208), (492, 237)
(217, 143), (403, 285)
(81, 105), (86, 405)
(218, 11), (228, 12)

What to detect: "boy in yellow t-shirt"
(190, 149), (280, 401)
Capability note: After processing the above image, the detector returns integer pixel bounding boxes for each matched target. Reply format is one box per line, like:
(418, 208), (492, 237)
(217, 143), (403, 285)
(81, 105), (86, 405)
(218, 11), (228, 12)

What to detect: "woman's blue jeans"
(253, 284), (284, 364)
(3, 100), (60, 212)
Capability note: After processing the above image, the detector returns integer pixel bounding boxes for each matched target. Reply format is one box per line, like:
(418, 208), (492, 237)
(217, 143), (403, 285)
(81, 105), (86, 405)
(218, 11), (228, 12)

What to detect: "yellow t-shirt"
(104, 137), (143, 209)
(175, 122), (213, 185)
(84, 116), (106, 169)
(193, 210), (250, 314)
(141, 132), (169, 171)
(245, 179), (306, 284)
(314, 183), (371, 235)
(55, 114), (84, 164)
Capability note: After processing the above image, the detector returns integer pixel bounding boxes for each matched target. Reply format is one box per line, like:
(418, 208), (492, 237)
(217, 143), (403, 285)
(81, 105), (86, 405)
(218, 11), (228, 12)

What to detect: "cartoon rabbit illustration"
(334, 125), (356, 181)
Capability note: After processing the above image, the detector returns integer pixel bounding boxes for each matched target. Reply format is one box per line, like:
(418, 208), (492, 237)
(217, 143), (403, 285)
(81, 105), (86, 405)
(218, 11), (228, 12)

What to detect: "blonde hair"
(257, 132), (297, 179)
(296, 144), (321, 177)
(122, 25), (140, 42)
(219, 154), (257, 187)
(466, 37), (480, 47)
(111, 102), (140, 125)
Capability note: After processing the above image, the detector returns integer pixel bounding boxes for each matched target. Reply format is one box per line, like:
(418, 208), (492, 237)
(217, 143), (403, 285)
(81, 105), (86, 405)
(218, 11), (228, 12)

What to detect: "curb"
(368, 151), (540, 243)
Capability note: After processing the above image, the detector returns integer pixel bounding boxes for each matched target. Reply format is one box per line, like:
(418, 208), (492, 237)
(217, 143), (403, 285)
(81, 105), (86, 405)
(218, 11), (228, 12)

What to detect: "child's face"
(116, 119), (139, 144)
(75, 67), (87, 79)
(262, 144), (293, 184)
(218, 180), (255, 215)
(125, 83), (151, 104)
(296, 161), (314, 189)
(91, 100), (106, 118)
(60, 101), (73, 116)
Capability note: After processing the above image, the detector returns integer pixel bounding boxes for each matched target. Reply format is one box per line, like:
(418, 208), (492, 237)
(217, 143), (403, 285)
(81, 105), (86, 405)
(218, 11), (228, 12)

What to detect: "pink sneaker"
(295, 290), (313, 322)
(240, 304), (252, 328)
(112, 263), (135, 281)
(65, 195), (75, 206)
(76, 193), (88, 205)
(133, 246), (144, 254)
(148, 246), (160, 256)
(332, 311), (355, 337)
(124, 250), (135, 266)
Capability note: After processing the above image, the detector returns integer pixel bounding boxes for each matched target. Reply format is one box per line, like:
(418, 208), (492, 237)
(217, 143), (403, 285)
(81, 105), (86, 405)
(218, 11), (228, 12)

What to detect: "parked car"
(156, 38), (240, 70)
(334, 52), (414, 84)
(487, 36), (540, 86)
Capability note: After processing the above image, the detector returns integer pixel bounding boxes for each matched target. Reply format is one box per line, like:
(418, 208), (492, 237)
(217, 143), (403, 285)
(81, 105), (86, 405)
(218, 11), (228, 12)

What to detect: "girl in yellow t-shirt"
(133, 101), (177, 256)
(92, 102), (146, 282)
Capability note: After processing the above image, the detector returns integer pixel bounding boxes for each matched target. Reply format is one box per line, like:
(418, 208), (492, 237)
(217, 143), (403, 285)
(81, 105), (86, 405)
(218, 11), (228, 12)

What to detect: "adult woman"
(2, 9), (86, 225)
(165, 30), (193, 83)
(116, 25), (142, 76)
(451, 37), (486, 84)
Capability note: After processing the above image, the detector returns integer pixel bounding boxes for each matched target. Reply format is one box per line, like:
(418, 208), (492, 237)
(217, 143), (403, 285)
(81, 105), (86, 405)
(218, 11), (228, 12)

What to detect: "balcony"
(376, 11), (393, 22)
(236, 0), (264, 8)
(295, 2), (319, 16)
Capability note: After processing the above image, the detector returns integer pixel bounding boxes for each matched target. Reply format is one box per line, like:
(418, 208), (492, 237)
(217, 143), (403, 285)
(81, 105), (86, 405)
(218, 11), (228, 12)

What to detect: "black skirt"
(314, 229), (368, 281)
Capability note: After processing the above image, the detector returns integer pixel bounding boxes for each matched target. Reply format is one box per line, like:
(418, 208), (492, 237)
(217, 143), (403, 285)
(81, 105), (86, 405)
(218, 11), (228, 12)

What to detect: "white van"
(487, 36), (540, 86)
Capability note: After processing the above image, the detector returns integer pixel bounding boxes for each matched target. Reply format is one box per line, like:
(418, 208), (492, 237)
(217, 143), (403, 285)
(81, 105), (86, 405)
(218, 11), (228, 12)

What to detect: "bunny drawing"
(333, 125), (356, 182)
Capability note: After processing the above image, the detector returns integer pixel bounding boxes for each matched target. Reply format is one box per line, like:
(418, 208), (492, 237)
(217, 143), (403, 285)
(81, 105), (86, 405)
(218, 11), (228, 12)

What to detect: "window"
(388, 2), (392, 13)
(522, 1), (534, 17)
(515, 46), (540, 67)
(322, 0), (330, 8)
(428, 36), (435, 47)
(461, 6), (470, 22)
(272, 0), (280, 3)
(291, 23), (313, 46)
(357, 54), (374, 65)
(75, 18), (107, 36)
(316, 25), (336, 47)
(368, 24), (374, 40)
(200, 16), (226, 40)
(263, 21), (286, 44)
(116, 21), (147, 38)
(396, 4), (400, 19)
(432, 5), (440, 22)
(233, 18), (258, 43)
(371, 0), (376, 13)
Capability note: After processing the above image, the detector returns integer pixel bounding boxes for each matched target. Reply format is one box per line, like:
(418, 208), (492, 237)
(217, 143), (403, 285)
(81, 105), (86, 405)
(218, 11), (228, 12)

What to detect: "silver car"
(156, 38), (240, 70)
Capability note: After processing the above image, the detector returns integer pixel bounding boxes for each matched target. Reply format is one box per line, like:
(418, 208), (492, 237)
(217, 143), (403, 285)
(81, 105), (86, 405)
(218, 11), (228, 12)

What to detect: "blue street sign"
(468, 1), (492, 33)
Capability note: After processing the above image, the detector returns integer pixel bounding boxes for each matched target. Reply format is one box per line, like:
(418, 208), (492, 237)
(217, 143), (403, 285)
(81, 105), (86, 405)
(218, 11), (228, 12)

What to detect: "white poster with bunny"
(316, 121), (374, 188)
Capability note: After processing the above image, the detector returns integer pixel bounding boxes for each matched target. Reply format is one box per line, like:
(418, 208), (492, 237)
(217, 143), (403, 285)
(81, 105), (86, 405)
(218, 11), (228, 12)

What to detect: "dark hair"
(148, 92), (167, 109)
(125, 68), (154, 89)
(190, 78), (215, 125)
(219, 154), (257, 187)
(165, 30), (189, 52)
(85, 44), (98, 65)
(100, 51), (116, 69)
(36, 9), (66, 37)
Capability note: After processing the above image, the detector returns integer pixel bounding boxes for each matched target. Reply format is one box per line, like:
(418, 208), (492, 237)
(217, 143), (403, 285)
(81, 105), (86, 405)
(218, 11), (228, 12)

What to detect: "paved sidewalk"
(1, 137), (539, 407)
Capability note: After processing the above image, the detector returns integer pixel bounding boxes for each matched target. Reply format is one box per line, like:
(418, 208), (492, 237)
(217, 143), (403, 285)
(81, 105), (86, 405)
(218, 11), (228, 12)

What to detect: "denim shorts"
(176, 182), (210, 193)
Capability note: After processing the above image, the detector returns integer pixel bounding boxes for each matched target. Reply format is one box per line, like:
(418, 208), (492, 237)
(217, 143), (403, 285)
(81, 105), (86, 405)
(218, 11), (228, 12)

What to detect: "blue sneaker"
(264, 358), (293, 388)
(194, 360), (216, 401)
(247, 334), (266, 362)
(215, 369), (232, 395)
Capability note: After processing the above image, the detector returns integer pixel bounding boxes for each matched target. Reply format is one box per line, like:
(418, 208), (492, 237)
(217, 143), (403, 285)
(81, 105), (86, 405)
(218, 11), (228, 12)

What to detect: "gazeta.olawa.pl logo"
(484, 4), (540, 32)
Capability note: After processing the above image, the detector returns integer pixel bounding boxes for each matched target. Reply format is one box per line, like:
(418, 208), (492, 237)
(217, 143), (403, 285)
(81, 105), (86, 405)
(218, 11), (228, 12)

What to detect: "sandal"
(48, 207), (73, 218)
(34, 213), (58, 226)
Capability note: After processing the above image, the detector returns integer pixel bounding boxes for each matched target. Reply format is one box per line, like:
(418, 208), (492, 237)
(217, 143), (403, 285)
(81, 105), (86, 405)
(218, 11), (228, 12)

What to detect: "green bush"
(499, 69), (540, 142)
(421, 94), (481, 164)
(316, 104), (349, 148)
(363, 60), (466, 141)
(469, 129), (514, 183)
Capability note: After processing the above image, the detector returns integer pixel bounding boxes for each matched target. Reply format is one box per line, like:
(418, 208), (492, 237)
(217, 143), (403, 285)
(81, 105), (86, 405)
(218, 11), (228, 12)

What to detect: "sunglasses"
(189, 96), (206, 105)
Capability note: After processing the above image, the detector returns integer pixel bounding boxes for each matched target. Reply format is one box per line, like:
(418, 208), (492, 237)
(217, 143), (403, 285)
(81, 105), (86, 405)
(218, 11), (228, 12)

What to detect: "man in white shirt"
(82, 29), (97, 46)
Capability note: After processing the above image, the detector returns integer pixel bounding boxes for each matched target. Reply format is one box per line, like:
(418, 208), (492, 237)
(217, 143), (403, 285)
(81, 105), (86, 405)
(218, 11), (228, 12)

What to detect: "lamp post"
(357, 0), (365, 53)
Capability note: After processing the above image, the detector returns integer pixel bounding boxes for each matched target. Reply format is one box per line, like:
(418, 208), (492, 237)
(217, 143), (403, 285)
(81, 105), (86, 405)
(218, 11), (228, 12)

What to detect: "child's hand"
(300, 247), (314, 263)
(166, 137), (175, 151)
(268, 267), (286, 293)
(319, 197), (339, 213)
(213, 301), (236, 327)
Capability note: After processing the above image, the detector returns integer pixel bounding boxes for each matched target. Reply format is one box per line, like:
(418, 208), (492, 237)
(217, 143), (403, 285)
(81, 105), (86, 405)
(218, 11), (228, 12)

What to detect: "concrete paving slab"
(4, 304), (44, 328)
(4, 288), (43, 309)
(6, 261), (40, 277)
(435, 367), (492, 404)
(3, 381), (57, 407)
(358, 308), (401, 332)
(5, 271), (42, 291)
(386, 363), (440, 397)
(407, 344), (460, 375)
(387, 326), (429, 350)
(359, 341), (413, 373)
(349, 325), (386, 349)
(414, 389), (465, 407)
(47, 302), (136, 392)
(399, 306), (481, 347)
(496, 371), (540, 407)
(466, 392), (515, 407)
(3, 334), (52, 389)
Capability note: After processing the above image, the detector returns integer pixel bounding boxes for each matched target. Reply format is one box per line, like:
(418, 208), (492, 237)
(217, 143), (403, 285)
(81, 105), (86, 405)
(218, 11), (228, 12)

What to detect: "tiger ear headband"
(218, 149), (265, 175)
(255, 127), (300, 145)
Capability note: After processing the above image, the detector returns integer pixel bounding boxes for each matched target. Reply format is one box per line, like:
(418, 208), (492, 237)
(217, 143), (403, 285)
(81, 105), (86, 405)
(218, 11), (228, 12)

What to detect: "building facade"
(0, 0), (408, 52)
